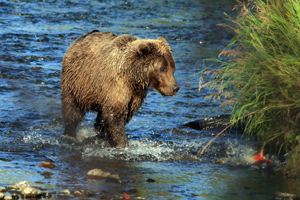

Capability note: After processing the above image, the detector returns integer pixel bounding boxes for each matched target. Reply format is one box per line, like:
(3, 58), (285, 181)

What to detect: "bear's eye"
(160, 66), (166, 72)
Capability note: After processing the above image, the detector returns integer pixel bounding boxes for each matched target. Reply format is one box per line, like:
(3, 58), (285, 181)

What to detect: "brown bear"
(61, 30), (179, 147)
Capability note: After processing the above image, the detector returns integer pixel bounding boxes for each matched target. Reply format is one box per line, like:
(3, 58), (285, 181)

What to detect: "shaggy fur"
(61, 30), (179, 147)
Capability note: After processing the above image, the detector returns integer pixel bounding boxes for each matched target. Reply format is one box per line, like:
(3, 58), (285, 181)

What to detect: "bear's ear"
(137, 42), (152, 57)
(157, 37), (168, 44)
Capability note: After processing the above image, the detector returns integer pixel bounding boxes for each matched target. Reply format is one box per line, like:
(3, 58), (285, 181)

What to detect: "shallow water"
(0, 0), (299, 199)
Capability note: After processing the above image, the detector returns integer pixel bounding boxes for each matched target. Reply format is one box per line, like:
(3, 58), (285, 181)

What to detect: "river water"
(0, 0), (299, 199)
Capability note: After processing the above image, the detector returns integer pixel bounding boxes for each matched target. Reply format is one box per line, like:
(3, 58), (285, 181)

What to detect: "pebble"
(0, 188), (6, 193)
(74, 190), (82, 197)
(41, 171), (53, 178)
(3, 196), (12, 200)
(58, 189), (74, 198)
(0, 193), (4, 199)
(59, 189), (71, 195)
(38, 162), (55, 169)
(22, 187), (42, 198)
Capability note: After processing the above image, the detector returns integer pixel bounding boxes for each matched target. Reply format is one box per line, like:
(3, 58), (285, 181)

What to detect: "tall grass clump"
(200, 0), (300, 154)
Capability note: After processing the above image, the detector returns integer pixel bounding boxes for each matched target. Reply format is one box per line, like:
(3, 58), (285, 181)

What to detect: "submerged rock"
(183, 114), (246, 133)
(146, 178), (156, 183)
(274, 192), (299, 200)
(38, 161), (55, 169)
(106, 174), (122, 183)
(0, 187), (6, 192)
(86, 168), (122, 183)
(81, 190), (99, 197)
(86, 168), (111, 179)
(41, 171), (53, 178)
(183, 114), (231, 131)
(41, 191), (52, 199)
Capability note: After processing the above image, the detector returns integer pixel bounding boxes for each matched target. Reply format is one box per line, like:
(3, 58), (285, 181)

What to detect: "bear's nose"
(173, 84), (180, 93)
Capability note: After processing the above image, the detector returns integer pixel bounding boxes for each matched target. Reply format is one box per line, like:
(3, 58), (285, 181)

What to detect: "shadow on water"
(1, 0), (299, 199)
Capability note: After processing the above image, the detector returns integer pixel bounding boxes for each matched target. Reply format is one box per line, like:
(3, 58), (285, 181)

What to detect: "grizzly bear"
(61, 30), (179, 147)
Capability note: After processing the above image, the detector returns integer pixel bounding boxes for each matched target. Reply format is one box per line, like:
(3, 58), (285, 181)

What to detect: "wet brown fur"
(61, 30), (179, 147)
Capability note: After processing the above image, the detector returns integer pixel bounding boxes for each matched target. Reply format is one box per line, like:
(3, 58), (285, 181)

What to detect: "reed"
(200, 0), (300, 153)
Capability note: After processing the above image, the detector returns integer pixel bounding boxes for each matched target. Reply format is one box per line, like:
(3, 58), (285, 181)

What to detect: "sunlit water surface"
(0, 0), (299, 199)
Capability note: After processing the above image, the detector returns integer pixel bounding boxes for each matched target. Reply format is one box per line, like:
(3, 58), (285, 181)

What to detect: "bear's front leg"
(102, 108), (129, 147)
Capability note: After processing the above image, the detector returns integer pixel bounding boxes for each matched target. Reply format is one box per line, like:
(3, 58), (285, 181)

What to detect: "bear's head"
(134, 37), (179, 96)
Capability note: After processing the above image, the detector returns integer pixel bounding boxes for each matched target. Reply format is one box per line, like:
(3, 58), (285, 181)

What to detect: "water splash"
(76, 127), (96, 143)
(221, 140), (281, 168)
(222, 140), (258, 166)
(82, 139), (175, 161)
(22, 130), (60, 146)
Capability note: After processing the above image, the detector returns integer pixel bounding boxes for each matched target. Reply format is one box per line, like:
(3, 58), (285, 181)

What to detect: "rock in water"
(11, 194), (19, 200)
(38, 162), (55, 169)
(183, 115), (231, 130)
(0, 193), (4, 199)
(274, 192), (298, 200)
(59, 189), (71, 195)
(21, 187), (42, 198)
(74, 191), (82, 197)
(4, 196), (12, 200)
(58, 189), (74, 198)
(86, 169), (111, 179)
(6, 180), (30, 191)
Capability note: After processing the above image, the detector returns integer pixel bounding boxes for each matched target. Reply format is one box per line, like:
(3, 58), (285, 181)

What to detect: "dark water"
(0, 0), (299, 199)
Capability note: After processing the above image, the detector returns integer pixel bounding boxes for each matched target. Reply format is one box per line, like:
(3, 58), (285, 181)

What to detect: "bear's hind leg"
(94, 110), (106, 139)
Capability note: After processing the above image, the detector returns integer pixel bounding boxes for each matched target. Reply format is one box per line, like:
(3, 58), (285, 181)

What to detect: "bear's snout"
(173, 84), (180, 94)
(160, 82), (179, 96)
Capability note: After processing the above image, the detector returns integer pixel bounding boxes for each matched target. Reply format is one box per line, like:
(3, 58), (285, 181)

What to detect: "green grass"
(200, 0), (300, 154)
